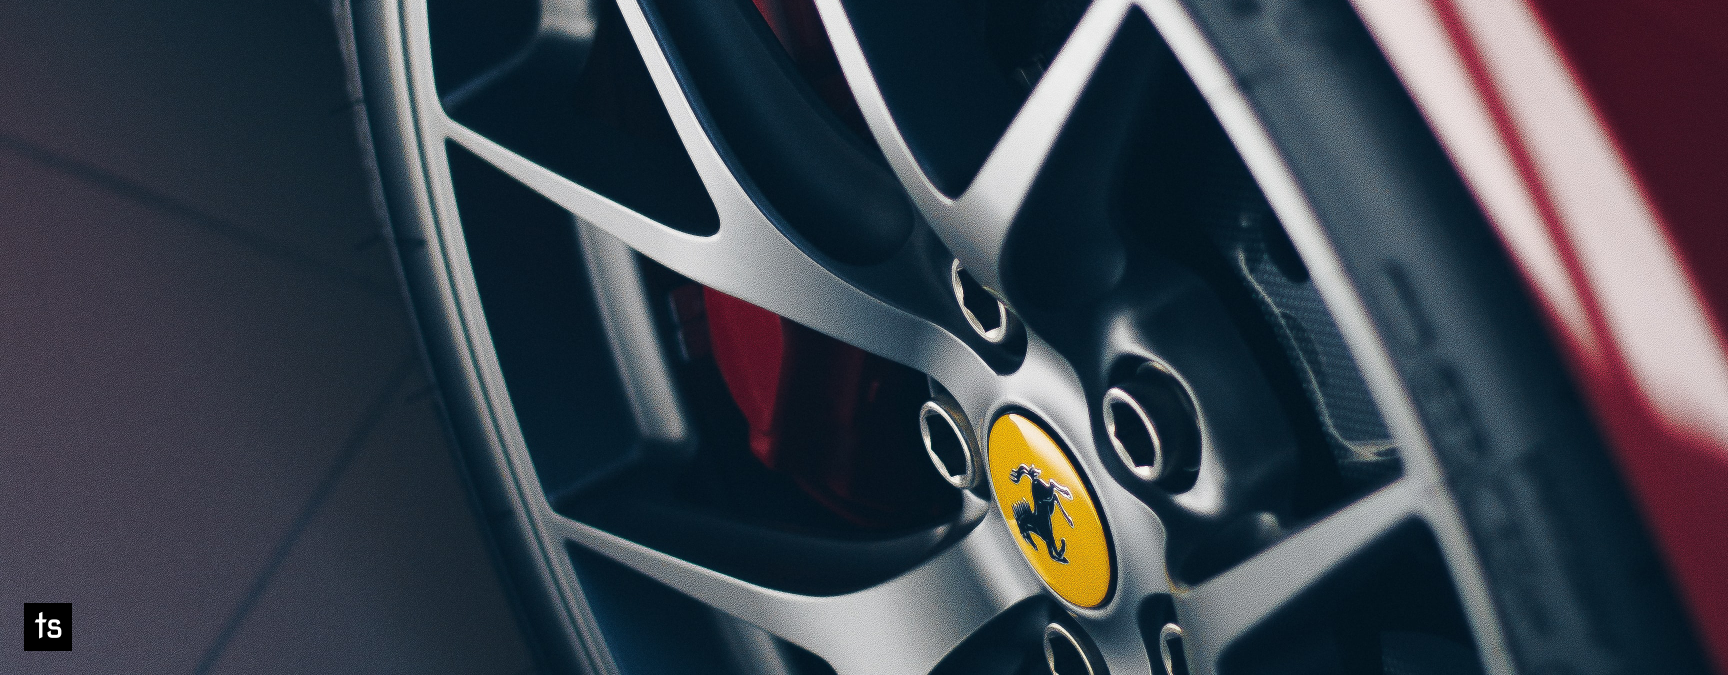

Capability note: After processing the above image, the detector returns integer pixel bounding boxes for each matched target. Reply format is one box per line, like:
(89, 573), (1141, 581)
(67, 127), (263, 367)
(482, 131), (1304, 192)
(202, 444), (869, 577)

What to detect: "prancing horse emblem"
(1009, 463), (1075, 564)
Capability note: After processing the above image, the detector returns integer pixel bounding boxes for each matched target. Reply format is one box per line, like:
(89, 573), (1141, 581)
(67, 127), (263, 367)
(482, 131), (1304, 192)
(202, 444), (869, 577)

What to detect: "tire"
(1175, 1), (1711, 674)
(336, 0), (1711, 672)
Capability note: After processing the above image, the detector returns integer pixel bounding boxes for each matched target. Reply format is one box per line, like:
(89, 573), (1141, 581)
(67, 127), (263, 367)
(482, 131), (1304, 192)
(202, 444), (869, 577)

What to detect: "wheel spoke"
(447, 117), (995, 393)
(574, 220), (690, 450)
(1176, 477), (1427, 674)
(949, 0), (1135, 293)
(811, 0), (1134, 293)
(423, 2), (1002, 393)
(554, 506), (1042, 675)
(807, 0), (964, 210)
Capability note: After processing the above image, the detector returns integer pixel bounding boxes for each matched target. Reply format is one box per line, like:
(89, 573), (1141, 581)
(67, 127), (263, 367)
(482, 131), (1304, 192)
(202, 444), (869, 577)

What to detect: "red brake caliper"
(702, 288), (951, 528)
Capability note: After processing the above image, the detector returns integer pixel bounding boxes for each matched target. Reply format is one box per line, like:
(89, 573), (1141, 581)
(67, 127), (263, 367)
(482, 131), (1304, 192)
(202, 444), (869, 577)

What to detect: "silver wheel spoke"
(812, 0), (1136, 293)
(1177, 477), (1427, 674)
(554, 503), (1042, 675)
(808, 0), (945, 216)
(440, 117), (967, 387)
(576, 219), (691, 452)
(445, 118), (1013, 417)
(401, 0), (978, 382)
(947, 0), (1133, 292)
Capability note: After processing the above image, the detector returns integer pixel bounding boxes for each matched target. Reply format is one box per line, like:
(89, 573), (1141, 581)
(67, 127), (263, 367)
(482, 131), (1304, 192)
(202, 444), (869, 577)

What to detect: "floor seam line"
(190, 356), (420, 675)
(0, 131), (395, 299)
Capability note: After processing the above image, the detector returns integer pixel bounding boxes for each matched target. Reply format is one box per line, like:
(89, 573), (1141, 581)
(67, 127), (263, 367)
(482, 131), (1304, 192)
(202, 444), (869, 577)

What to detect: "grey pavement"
(0, 1), (540, 672)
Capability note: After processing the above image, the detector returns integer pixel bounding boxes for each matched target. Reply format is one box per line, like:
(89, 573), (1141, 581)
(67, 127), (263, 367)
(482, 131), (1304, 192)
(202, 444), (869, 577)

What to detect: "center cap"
(987, 413), (1113, 607)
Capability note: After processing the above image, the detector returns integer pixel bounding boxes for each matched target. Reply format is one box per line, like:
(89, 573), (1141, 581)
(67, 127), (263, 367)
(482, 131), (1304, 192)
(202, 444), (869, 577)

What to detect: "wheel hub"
(986, 412), (1114, 608)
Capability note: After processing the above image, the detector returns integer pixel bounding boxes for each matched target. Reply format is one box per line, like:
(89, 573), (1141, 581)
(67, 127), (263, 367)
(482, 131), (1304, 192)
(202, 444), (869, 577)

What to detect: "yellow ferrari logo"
(988, 413), (1112, 607)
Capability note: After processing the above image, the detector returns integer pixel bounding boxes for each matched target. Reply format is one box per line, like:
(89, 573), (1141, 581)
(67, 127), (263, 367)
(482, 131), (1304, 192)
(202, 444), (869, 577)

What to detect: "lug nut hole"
(1043, 623), (1095, 675)
(952, 260), (1009, 343)
(1104, 389), (1163, 479)
(920, 400), (977, 489)
(1102, 364), (1200, 489)
(1158, 623), (1189, 675)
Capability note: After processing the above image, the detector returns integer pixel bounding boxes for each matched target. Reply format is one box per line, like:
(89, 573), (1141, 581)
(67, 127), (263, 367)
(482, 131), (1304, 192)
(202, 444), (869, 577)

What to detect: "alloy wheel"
(336, 0), (1681, 672)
